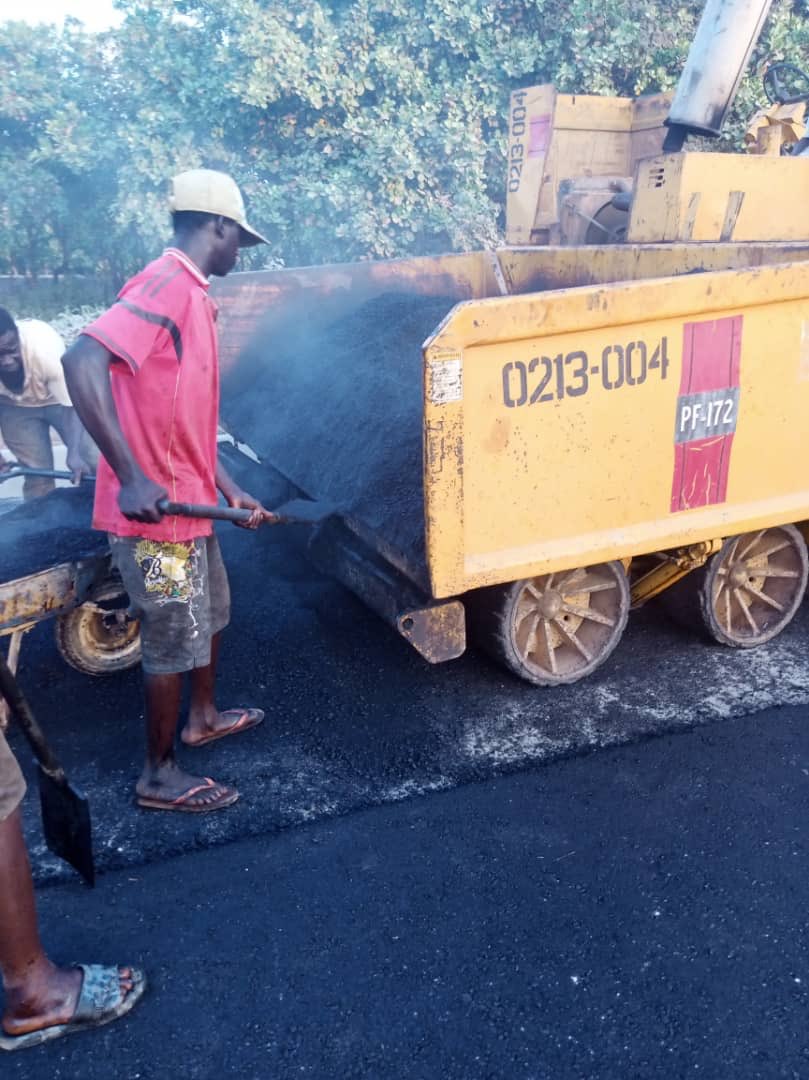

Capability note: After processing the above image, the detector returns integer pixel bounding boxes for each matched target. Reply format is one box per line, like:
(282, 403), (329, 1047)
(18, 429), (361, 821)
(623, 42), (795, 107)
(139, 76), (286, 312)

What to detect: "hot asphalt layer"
(4, 452), (809, 1077)
(6, 706), (809, 1079)
(6, 448), (809, 883)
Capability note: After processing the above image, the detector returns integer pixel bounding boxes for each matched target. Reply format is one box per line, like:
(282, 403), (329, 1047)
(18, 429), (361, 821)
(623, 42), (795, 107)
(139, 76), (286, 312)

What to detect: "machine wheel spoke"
(754, 539), (792, 561)
(726, 535), (743, 564)
(723, 586), (733, 634)
(740, 582), (784, 613)
(516, 608), (538, 654)
(738, 529), (766, 561)
(733, 587), (759, 634)
(553, 617), (592, 662)
(561, 603), (615, 627)
(758, 567), (800, 580)
(539, 618), (557, 674)
(556, 567), (586, 590)
(565, 578), (617, 595)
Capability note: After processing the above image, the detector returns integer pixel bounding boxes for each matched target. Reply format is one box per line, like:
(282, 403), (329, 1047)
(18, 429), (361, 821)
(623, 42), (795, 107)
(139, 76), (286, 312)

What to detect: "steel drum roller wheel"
(697, 525), (808, 648)
(55, 577), (142, 676)
(470, 561), (630, 686)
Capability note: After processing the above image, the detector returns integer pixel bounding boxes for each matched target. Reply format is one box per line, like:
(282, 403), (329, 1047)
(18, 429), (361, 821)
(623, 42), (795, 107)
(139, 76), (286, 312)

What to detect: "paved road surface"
(4, 455), (809, 1076)
(6, 704), (809, 1079)
(5, 451), (809, 882)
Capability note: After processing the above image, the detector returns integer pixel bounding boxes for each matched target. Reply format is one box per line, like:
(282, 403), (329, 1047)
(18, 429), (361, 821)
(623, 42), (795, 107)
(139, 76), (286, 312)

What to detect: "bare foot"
(2, 961), (134, 1036)
(136, 761), (238, 812)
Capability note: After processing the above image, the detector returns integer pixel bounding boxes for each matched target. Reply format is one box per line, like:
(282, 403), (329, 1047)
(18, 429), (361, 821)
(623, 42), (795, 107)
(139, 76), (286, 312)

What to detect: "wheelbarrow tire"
(55, 578), (142, 677)
(469, 560), (630, 686)
(696, 524), (807, 648)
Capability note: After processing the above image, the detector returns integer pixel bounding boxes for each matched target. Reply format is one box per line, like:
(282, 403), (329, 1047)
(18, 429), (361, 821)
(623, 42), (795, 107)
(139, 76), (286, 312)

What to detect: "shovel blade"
(37, 766), (95, 886)
(272, 497), (337, 525)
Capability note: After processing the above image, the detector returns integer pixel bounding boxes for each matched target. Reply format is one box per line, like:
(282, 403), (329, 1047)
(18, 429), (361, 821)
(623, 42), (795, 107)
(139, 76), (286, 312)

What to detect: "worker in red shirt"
(62, 170), (276, 813)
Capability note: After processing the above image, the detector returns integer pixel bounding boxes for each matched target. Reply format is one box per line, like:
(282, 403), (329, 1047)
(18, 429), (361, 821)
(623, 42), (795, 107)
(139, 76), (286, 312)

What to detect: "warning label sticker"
(427, 356), (463, 405)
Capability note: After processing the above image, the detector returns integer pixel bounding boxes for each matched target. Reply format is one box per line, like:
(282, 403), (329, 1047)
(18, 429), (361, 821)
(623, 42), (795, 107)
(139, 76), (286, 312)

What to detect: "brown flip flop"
(136, 777), (239, 813)
(181, 708), (265, 748)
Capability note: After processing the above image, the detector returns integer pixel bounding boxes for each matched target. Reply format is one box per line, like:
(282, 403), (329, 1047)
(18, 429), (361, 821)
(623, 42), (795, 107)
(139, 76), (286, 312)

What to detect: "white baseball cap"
(169, 168), (268, 247)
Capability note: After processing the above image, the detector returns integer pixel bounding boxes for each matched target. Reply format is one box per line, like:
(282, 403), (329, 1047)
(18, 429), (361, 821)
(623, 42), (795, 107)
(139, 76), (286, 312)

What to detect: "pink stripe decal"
(670, 315), (743, 513)
(528, 115), (551, 157)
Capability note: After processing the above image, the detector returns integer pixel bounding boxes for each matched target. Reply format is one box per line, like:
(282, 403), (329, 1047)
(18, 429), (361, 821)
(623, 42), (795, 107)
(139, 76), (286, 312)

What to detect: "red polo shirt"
(83, 249), (219, 541)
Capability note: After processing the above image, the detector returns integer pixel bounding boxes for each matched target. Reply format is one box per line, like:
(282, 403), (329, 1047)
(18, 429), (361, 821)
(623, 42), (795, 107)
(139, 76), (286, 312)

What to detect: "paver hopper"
(214, 240), (809, 685)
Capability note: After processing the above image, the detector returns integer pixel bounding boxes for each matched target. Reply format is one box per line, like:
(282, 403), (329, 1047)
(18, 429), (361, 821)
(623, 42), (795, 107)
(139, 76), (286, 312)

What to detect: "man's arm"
(61, 336), (167, 523)
(59, 406), (91, 484)
(215, 456), (277, 530)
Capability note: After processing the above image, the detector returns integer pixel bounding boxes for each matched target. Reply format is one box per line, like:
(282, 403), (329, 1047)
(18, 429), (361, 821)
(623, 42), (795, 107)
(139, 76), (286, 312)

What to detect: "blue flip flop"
(0, 964), (146, 1052)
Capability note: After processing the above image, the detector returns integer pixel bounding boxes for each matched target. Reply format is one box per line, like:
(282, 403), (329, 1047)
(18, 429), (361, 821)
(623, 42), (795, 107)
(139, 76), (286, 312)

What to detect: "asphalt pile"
(221, 291), (459, 580)
(0, 486), (105, 583)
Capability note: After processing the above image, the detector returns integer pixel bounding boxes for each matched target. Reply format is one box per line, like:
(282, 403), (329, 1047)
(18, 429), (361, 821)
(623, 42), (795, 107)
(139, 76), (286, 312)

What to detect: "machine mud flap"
(307, 517), (466, 664)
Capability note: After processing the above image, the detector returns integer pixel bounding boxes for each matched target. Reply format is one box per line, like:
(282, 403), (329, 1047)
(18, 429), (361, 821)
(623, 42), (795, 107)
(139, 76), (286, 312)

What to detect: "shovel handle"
(0, 651), (65, 782)
(0, 468), (96, 484)
(157, 498), (253, 523)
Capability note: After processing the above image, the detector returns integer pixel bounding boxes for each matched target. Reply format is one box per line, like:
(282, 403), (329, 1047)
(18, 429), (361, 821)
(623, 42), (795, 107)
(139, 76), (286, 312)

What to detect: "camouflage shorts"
(109, 533), (231, 675)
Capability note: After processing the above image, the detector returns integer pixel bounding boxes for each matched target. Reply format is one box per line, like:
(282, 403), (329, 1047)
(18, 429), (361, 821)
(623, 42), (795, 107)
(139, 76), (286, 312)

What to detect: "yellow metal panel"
(538, 96), (633, 228)
(499, 242), (809, 293)
(630, 93), (673, 145)
(505, 85), (556, 245)
(631, 93), (672, 129)
(424, 347), (467, 592)
(629, 153), (809, 243)
(423, 260), (809, 598)
(553, 94), (634, 130)
(505, 88), (672, 243)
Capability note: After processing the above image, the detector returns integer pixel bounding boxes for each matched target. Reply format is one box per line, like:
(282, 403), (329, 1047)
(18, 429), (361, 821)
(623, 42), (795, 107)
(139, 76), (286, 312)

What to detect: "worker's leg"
(137, 669), (236, 808)
(0, 403), (55, 500)
(0, 727), (107, 1038)
(186, 534), (227, 733)
(107, 536), (239, 811)
(186, 630), (223, 730)
(182, 534), (263, 746)
(0, 808), (83, 1036)
(0, 730), (142, 1043)
(0, 729), (80, 1033)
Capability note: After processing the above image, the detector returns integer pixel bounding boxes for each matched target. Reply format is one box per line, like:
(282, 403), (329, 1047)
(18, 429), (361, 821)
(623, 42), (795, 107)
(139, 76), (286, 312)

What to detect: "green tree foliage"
(0, 0), (807, 282)
(0, 19), (143, 280)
